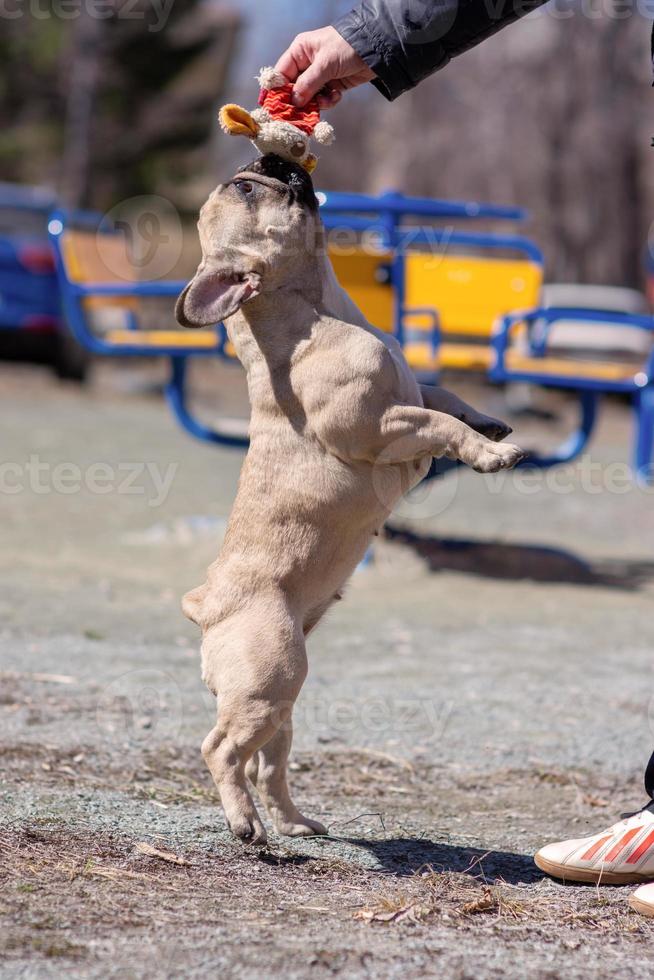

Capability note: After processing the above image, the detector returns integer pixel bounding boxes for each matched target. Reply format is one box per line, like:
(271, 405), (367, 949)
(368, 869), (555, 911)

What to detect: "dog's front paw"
(227, 814), (268, 846)
(468, 441), (527, 473)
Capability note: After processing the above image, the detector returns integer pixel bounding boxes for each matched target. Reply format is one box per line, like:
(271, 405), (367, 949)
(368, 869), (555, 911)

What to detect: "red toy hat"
(256, 67), (334, 145)
(218, 67), (335, 173)
(258, 82), (321, 138)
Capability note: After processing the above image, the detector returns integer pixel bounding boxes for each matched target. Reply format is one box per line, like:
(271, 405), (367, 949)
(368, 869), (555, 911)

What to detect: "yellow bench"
(329, 247), (543, 374)
(59, 227), (219, 352)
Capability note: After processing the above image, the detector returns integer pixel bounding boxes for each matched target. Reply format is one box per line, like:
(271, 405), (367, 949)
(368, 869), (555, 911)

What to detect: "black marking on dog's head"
(237, 154), (318, 212)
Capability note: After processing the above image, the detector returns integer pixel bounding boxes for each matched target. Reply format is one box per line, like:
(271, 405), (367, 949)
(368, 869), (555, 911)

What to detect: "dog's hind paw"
(275, 816), (328, 838)
(462, 412), (512, 443)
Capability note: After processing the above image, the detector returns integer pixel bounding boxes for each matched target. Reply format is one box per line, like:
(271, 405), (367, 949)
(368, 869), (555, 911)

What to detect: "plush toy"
(219, 67), (335, 174)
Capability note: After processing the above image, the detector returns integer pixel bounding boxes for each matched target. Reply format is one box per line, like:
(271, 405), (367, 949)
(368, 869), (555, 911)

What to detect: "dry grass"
(350, 867), (647, 936)
(1, 743), (652, 972)
(2, 825), (649, 957)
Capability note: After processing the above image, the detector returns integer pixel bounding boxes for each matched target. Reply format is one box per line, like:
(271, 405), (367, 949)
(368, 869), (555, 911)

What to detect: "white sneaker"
(629, 882), (654, 917)
(535, 807), (654, 884)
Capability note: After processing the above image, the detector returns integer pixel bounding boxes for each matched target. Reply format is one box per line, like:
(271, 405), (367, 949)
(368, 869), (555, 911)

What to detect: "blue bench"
(48, 208), (248, 446)
(491, 302), (654, 481)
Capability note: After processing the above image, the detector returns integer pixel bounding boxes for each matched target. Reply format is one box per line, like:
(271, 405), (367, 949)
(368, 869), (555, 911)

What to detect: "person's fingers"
(292, 60), (332, 107)
(317, 85), (342, 109)
(274, 37), (311, 83)
(317, 91), (341, 109)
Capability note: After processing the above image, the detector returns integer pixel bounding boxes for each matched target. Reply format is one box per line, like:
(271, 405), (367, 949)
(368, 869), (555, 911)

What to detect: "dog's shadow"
(335, 835), (543, 884)
(384, 524), (654, 590)
(261, 835), (543, 885)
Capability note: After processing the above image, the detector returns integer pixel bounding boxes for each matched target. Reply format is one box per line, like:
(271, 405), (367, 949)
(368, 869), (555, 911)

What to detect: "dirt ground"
(2, 359), (654, 979)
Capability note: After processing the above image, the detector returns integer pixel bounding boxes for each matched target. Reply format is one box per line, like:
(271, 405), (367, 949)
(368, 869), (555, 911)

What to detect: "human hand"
(274, 26), (375, 109)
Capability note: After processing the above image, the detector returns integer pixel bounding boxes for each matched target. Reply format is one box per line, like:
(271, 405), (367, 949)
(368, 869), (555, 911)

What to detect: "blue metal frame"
(166, 357), (249, 448)
(48, 208), (247, 448)
(491, 307), (654, 392)
(318, 189), (527, 223)
(319, 191), (542, 369)
(48, 209), (224, 359)
(518, 390), (600, 469)
(491, 306), (654, 480)
(401, 306), (441, 346)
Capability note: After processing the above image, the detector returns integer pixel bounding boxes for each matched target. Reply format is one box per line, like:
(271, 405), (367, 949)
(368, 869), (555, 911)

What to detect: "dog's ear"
(219, 104), (260, 139)
(175, 270), (261, 328)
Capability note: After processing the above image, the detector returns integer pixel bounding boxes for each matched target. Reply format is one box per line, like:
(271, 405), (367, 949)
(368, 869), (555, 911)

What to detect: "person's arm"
(277, 0), (548, 107)
(334, 0), (548, 101)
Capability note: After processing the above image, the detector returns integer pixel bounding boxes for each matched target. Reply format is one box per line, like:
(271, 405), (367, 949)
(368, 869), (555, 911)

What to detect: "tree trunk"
(60, 13), (105, 209)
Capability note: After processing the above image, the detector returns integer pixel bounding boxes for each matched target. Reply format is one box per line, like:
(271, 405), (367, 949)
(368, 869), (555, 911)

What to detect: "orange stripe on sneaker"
(580, 834), (613, 862)
(626, 829), (654, 865)
(603, 827), (641, 863)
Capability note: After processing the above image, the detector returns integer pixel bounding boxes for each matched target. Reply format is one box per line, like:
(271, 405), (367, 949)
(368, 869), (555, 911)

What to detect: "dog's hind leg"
(248, 719), (327, 837)
(201, 604), (308, 846)
(419, 385), (512, 443)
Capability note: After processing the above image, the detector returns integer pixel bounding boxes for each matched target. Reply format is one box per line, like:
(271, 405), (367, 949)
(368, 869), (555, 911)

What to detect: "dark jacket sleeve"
(333, 0), (548, 101)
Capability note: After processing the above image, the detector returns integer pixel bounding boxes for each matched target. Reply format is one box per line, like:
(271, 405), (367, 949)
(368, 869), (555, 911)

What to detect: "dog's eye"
(236, 181), (253, 195)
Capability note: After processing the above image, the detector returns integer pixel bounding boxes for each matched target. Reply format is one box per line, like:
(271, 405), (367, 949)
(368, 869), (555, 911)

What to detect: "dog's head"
(176, 154), (320, 328)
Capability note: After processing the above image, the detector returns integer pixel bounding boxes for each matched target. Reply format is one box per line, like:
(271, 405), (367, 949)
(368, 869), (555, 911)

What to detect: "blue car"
(0, 183), (87, 380)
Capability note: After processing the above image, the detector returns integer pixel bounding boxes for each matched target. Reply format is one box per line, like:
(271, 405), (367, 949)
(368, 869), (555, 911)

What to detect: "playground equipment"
(0, 184), (87, 379)
(48, 208), (246, 446)
(47, 190), (654, 479)
(321, 189), (543, 376)
(491, 284), (654, 480)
